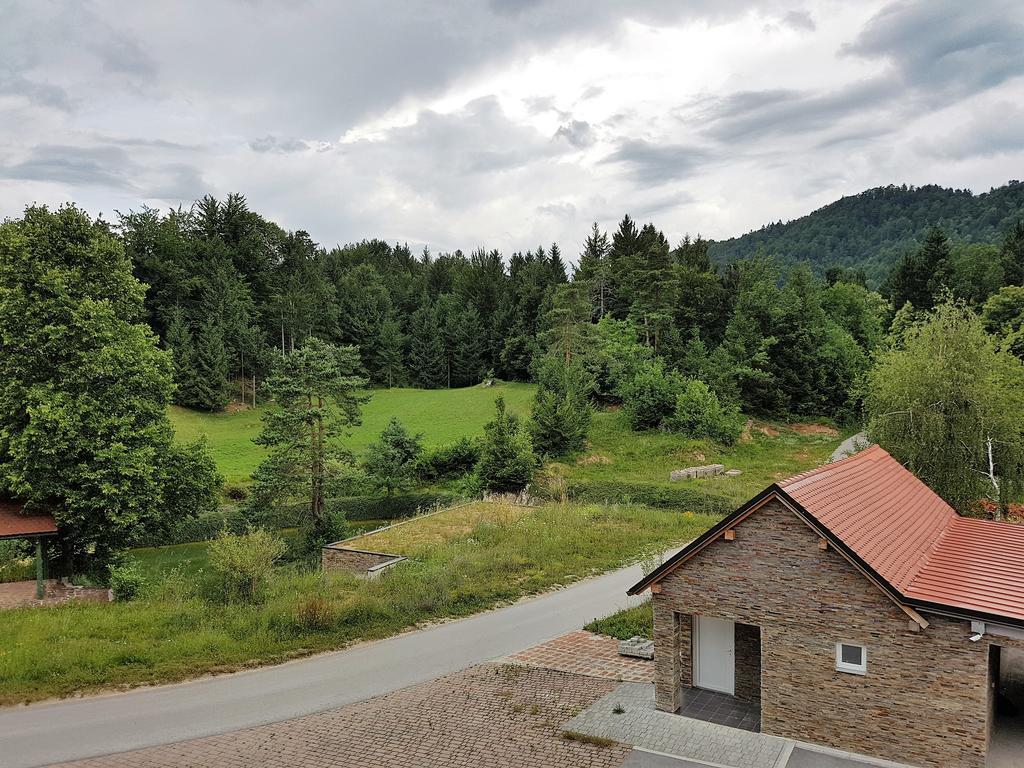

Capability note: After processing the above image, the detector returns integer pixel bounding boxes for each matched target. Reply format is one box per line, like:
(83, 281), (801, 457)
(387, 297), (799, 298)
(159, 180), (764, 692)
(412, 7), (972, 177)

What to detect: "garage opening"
(989, 645), (1024, 767)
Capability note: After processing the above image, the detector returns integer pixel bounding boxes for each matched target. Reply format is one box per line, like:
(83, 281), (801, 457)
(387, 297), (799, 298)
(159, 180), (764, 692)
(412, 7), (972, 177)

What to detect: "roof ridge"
(778, 443), (884, 488)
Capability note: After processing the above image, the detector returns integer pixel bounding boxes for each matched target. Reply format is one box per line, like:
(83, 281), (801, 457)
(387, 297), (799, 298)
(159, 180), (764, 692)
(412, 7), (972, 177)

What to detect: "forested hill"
(707, 181), (1024, 285)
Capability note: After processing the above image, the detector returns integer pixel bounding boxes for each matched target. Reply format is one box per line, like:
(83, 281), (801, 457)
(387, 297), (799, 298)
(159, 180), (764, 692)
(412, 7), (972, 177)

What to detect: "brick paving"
(0, 579), (109, 609)
(563, 682), (790, 768)
(506, 630), (654, 683)
(52, 664), (631, 768)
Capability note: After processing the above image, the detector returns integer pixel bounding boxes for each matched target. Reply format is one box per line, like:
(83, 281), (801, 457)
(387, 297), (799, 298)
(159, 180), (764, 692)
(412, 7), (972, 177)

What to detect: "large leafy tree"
(864, 301), (1024, 513)
(248, 338), (368, 549)
(0, 205), (220, 568)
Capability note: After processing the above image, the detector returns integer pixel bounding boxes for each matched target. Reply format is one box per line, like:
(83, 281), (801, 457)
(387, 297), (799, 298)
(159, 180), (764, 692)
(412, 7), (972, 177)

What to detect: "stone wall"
(322, 547), (404, 577)
(651, 498), (997, 768)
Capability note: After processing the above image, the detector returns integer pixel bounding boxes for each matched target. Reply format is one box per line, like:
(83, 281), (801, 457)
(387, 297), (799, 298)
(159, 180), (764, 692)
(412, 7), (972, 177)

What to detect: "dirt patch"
(577, 453), (612, 466)
(223, 401), (250, 414)
(759, 424), (780, 437)
(790, 423), (839, 437)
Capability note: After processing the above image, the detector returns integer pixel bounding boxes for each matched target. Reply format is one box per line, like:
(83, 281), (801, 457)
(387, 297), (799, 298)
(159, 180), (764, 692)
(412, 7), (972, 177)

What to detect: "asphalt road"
(0, 554), (666, 768)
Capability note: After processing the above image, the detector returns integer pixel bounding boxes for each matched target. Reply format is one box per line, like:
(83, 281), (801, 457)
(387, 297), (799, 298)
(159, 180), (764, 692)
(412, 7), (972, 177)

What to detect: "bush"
(584, 601), (653, 640)
(416, 438), (481, 482)
(476, 397), (537, 493)
(207, 528), (287, 603)
(667, 379), (745, 445)
(109, 558), (146, 601)
(223, 483), (248, 501)
(620, 360), (682, 431)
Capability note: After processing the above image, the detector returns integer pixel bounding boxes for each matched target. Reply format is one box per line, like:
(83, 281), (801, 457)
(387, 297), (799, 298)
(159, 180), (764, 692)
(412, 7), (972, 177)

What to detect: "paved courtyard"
(50, 664), (630, 768)
(563, 682), (790, 768)
(506, 629), (653, 683)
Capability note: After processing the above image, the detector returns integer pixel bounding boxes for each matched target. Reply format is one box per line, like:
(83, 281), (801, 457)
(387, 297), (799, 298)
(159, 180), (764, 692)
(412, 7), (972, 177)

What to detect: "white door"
(694, 616), (735, 695)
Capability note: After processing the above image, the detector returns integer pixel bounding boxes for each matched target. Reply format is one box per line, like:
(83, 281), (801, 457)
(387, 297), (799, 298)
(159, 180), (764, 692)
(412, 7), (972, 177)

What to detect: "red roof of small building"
(780, 445), (1024, 624)
(779, 445), (955, 593)
(632, 444), (1024, 626)
(0, 501), (58, 539)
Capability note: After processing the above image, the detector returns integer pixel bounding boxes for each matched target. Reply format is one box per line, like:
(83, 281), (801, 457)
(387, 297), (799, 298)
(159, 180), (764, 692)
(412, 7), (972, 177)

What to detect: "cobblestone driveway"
(506, 630), (653, 683)
(52, 664), (631, 768)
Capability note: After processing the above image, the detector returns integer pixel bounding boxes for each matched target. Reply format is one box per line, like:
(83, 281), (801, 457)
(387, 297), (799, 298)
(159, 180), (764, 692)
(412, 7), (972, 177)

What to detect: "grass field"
(169, 382), (535, 484)
(551, 411), (847, 507)
(584, 600), (653, 640)
(0, 501), (717, 704)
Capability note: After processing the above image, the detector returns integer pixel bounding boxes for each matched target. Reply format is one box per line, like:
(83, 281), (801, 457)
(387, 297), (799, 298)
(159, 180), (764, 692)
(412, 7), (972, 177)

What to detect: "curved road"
(0, 555), (666, 768)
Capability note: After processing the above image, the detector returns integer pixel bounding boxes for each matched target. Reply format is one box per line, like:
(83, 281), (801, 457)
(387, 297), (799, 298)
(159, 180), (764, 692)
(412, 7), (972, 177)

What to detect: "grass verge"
(584, 601), (654, 640)
(0, 502), (715, 705)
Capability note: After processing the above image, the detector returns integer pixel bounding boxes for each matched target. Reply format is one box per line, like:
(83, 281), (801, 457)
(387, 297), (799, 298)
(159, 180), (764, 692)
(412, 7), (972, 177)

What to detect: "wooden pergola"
(0, 501), (58, 599)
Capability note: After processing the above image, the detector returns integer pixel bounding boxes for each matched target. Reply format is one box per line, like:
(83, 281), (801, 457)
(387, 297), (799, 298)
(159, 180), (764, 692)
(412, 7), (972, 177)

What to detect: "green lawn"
(0, 501), (716, 704)
(584, 600), (653, 640)
(552, 411), (848, 507)
(169, 382), (536, 484)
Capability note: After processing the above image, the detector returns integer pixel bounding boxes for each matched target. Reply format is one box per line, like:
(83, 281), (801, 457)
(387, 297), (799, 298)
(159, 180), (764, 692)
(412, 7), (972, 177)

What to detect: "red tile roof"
(905, 517), (1024, 622)
(780, 445), (1024, 625)
(0, 501), (58, 539)
(779, 445), (955, 593)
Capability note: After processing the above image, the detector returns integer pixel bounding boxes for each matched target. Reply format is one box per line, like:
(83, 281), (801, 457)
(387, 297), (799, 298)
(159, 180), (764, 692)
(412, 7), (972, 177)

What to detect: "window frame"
(835, 641), (867, 675)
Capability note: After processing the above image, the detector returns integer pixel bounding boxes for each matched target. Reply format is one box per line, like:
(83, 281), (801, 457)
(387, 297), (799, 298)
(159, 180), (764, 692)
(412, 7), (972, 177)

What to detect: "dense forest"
(114, 187), (1024, 427)
(708, 181), (1024, 285)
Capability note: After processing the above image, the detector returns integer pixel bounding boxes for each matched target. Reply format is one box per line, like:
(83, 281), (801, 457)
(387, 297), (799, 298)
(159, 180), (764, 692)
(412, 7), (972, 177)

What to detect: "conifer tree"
(1001, 221), (1024, 287)
(374, 316), (405, 388)
(407, 297), (446, 388)
(548, 243), (568, 284)
(575, 222), (612, 318)
(165, 307), (200, 407)
(475, 396), (536, 493)
(363, 418), (423, 497)
(192, 319), (231, 411)
(528, 356), (593, 456)
(452, 306), (486, 386)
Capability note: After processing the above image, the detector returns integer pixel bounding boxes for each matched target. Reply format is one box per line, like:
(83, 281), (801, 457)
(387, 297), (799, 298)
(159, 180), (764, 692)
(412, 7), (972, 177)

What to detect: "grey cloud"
(536, 201), (577, 218)
(554, 120), (595, 148)
(0, 76), (71, 111)
(781, 10), (816, 32)
(249, 136), (310, 153)
(0, 145), (136, 189)
(698, 79), (897, 142)
(844, 0), (1024, 98)
(602, 139), (714, 184)
(925, 102), (1024, 160)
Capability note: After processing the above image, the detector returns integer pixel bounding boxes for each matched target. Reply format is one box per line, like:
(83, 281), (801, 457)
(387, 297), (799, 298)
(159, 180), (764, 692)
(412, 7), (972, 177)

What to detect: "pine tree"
(528, 356), (593, 456)
(374, 316), (405, 388)
(548, 243), (568, 284)
(453, 306), (486, 386)
(575, 222), (612, 318)
(363, 418), (423, 497)
(407, 297), (446, 388)
(626, 230), (678, 355)
(1001, 221), (1024, 287)
(887, 227), (953, 312)
(192, 319), (231, 411)
(164, 307), (200, 407)
(476, 396), (536, 493)
(607, 215), (639, 318)
(248, 338), (368, 551)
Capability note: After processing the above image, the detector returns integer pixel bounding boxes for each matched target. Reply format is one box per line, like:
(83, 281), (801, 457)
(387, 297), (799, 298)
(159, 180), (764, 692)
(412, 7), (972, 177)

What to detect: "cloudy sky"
(2, 0), (1023, 258)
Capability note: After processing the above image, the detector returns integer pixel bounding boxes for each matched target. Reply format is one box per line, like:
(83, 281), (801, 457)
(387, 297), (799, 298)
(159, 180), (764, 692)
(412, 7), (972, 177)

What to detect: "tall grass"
(0, 502), (715, 704)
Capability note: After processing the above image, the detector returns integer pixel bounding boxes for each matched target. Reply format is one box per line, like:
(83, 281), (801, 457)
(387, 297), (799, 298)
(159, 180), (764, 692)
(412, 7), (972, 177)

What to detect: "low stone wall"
(321, 546), (405, 579)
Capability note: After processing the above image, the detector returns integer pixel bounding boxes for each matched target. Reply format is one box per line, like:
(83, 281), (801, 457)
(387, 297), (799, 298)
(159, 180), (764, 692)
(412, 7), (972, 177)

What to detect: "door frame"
(692, 615), (736, 695)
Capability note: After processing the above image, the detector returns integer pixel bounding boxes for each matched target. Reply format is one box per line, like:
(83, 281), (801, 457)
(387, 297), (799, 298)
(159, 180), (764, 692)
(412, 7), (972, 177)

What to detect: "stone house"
(629, 445), (1024, 768)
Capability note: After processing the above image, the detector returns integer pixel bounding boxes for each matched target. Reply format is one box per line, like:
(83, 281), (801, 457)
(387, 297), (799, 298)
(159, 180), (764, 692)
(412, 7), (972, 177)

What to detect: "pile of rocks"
(669, 464), (742, 481)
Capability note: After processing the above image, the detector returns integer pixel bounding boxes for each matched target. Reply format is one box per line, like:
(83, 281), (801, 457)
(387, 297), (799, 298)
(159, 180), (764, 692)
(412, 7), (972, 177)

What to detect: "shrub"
(476, 397), (537, 493)
(207, 528), (287, 603)
(416, 438), (481, 482)
(584, 601), (653, 640)
(667, 379), (745, 445)
(620, 360), (682, 431)
(109, 558), (146, 601)
(528, 357), (593, 457)
(223, 483), (248, 501)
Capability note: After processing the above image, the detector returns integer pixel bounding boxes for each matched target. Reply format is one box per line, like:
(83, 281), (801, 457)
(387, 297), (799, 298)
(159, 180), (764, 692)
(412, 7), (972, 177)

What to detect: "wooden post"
(35, 538), (44, 599)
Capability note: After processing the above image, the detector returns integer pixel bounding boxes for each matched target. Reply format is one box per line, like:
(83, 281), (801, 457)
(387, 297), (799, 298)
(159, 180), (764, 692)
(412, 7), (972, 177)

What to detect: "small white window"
(835, 642), (867, 675)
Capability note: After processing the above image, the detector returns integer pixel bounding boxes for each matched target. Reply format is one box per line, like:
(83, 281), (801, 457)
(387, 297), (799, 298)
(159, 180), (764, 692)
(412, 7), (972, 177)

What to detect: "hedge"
(136, 491), (460, 547)
(536, 478), (734, 516)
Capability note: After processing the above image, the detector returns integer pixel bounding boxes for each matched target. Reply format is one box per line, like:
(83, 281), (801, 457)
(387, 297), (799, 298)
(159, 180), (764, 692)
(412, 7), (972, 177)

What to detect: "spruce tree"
(374, 316), (405, 388)
(548, 243), (568, 284)
(363, 418), (423, 497)
(164, 307), (200, 407)
(528, 356), (593, 456)
(192, 319), (231, 411)
(1001, 221), (1024, 287)
(452, 306), (486, 386)
(576, 222), (612, 318)
(475, 396), (536, 493)
(407, 297), (447, 388)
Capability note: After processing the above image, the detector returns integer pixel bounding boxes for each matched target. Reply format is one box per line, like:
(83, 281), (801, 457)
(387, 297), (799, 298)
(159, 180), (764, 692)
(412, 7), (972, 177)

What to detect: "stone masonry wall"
(322, 547), (400, 574)
(652, 498), (994, 768)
